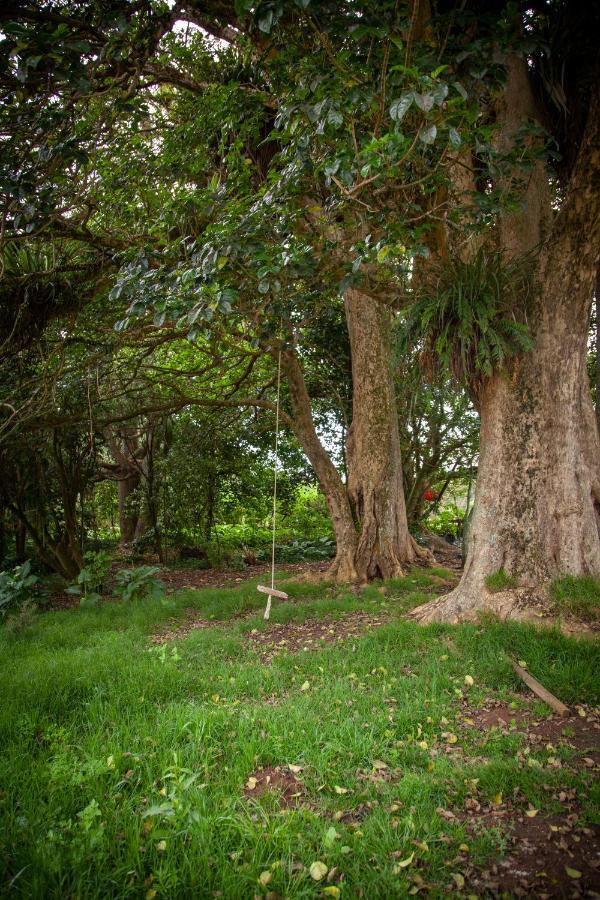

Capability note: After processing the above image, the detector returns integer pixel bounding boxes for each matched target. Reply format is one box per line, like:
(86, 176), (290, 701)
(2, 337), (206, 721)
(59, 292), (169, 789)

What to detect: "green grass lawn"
(1, 570), (598, 898)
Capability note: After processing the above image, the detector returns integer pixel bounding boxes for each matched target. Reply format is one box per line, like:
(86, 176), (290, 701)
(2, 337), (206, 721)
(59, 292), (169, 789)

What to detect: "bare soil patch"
(159, 560), (330, 593)
(462, 702), (600, 770)
(461, 803), (600, 897)
(243, 765), (305, 809)
(246, 611), (391, 661)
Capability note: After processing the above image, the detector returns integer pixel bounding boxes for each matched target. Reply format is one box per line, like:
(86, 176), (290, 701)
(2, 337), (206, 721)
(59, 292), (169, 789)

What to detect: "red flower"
(423, 489), (436, 502)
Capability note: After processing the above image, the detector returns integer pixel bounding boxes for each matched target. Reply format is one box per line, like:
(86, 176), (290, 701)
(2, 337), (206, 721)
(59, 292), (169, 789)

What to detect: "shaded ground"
(42, 560), (330, 612)
(245, 612), (391, 661)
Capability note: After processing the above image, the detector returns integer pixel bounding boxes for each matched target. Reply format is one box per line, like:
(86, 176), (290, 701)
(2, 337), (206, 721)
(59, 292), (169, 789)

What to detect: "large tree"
(412, 7), (600, 620)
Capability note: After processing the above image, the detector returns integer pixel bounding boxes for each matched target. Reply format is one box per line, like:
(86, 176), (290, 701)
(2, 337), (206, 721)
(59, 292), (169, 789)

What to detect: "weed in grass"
(550, 575), (600, 621)
(485, 568), (519, 593)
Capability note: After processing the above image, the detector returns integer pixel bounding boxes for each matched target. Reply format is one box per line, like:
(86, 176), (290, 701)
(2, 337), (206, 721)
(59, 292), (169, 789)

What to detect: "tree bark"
(118, 471), (141, 545)
(413, 73), (600, 623)
(344, 288), (428, 579)
(282, 348), (359, 581)
(595, 272), (600, 431)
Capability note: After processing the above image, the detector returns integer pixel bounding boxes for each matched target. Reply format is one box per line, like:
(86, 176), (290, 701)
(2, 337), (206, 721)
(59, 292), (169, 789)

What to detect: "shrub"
(550, 576), (600, 622)
(0, 561), (38, 618)
(66, 551), (111, 608)
(426, 504), (464, 540)
(114, 566), (165, 602)
(485, 568), (519, 593)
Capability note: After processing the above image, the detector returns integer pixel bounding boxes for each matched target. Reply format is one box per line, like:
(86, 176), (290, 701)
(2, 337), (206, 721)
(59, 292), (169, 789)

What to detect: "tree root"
(409, 585), (548, 624)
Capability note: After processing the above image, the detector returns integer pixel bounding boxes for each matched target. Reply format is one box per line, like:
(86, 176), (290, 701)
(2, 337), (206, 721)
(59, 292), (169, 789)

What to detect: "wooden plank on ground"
(511, 659), (570, 716)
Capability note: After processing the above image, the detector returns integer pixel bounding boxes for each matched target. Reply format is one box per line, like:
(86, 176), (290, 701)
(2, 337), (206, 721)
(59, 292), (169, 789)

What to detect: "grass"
(484, 568), (519, 593)
(0, 569), (598, 898)
(550, 575), (600, 622)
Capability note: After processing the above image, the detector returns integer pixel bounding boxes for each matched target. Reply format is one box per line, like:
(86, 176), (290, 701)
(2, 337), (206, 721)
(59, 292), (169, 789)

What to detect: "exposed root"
(409, 584), (548, 624)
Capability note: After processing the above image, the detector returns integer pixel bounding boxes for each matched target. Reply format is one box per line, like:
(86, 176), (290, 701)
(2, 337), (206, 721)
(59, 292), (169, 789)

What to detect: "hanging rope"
(271, 348), (282, 592)
(257, 347), (288, 620)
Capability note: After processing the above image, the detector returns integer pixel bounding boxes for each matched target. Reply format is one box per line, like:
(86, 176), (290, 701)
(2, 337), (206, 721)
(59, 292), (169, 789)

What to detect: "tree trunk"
(344, 288), (428, 579)
(412, 75), (600, 622)
(282, 349), (359, 581)
(15, 518), (26, 561)
(595, 272), (600, 431)
(118, 471), (140, 545)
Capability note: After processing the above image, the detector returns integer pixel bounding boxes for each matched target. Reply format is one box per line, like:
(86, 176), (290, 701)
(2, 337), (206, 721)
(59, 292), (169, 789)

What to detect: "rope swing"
(256, 347), (288, 620)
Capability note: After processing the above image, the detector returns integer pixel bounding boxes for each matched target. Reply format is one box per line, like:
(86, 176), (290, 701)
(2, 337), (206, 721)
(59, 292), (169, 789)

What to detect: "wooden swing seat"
(257, 584), (288, 600)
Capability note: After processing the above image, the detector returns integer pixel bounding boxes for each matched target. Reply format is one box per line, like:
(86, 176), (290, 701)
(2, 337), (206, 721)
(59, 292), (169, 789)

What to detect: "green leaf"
(414, 92), (435, 113)
(449, 127), (461, 148)
(420, 124), (437, 144)
(389, 94), (413, 122)
(324, 826), (339, 848)
(258, 10), (274, 33)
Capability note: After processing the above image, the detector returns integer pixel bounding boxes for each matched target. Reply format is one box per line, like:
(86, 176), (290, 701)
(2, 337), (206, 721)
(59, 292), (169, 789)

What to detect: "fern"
(402, 248), (534, 392)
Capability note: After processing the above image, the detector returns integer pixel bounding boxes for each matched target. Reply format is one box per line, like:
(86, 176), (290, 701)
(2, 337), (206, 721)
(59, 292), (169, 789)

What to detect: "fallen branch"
(510, 659), (570, 716)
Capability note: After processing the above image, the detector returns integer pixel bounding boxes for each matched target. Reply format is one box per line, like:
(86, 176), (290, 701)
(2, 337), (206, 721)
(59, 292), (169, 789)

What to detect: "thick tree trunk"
(413, 75), (600, 622)
(596, 273), (600, 430)
(344, 289), (428, 579)
(118, 471), (140, 545)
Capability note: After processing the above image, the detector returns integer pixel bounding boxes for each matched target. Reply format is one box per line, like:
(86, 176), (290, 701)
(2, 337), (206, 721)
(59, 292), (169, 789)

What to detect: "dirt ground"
(455, 701), (600, 897)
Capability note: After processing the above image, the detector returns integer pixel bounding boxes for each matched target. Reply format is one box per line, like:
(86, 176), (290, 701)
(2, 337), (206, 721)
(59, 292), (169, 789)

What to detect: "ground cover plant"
(1, 570), (598, 898)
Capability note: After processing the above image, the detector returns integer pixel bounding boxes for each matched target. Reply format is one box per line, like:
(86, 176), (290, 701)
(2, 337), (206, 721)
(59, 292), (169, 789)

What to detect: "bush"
(114, 566), (165, 602)
(550, 576), (600, 622)
(66, 551), (111, 608)
(0, 561), (38, 618)
(425, 503), (464, 540)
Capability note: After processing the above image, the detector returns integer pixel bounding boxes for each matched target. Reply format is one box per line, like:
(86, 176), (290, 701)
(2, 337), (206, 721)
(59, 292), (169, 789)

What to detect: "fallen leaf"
(157, 840), (167, 851)
(246, 776), (258, 790)
(259, 871), (272, 886)
(446, 734), (458, 745)
(464, 675), (474, 687)
(322, 888), (340, 898)
(451, 873), (465, 889)
(372, 760), (388, 770)
(518, 660), (527, 668)
(393, 852), (415, 872)
(288, 764), (303, 774)
(458, 843), (469, 853)
(491, 792), (503, 806)
(565, 867), (582, 879)
(324, 827), (339, 848)
(334, 786), (348, 795)
(525, 809), (539, 818)
(300, 681), (310, 691)
(310, 861), (328, 881)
